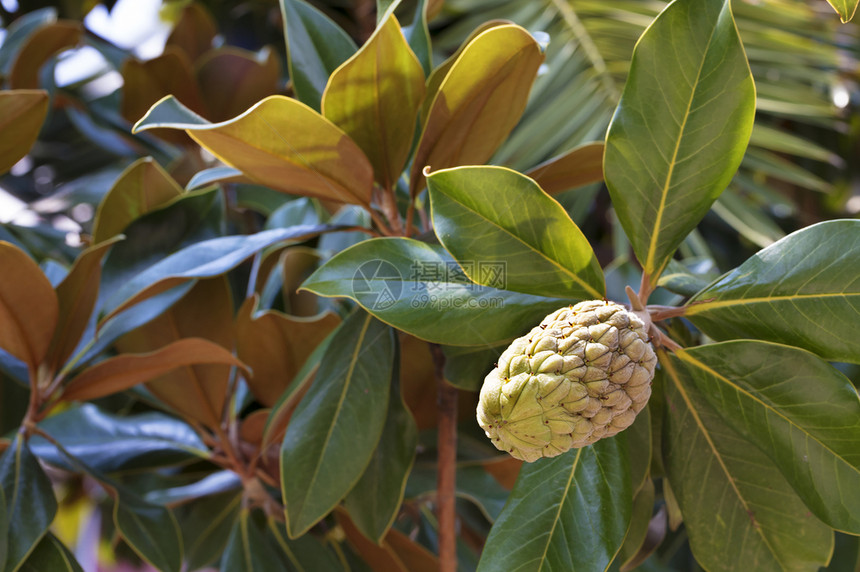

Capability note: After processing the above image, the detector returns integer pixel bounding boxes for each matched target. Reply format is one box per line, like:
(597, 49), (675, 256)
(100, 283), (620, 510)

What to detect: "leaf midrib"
(644, 6), (722, 276)
(434, 185), (602, 299)
(687, 292), (860, 314)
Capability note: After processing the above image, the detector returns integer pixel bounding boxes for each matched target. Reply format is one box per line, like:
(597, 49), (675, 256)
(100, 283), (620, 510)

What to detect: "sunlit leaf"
(279, 0), (357, 110)
(478, 436), (631, 571)
(281, 311), (394, 538)
(667, 341), (860, 534)
(687, 220), (860, 363)
(661, 348), (835, 570)
(427, 165), (604, 299)
(604, 0), (756, 283)
(91, 157), (183, 244)
(322, 14), (425, 188)
(0, 241), (58, 371)
(133, 95), (374, 206)
(0, 89), (49, 175)
(301, 237), (566, 346)
(409, 24), (545, 194)
(824, 0), (859, 22)
(61, 337), (248, 402)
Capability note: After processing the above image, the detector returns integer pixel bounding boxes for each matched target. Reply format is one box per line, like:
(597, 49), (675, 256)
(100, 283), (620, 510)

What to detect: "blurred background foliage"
(1, 0), (858, 570)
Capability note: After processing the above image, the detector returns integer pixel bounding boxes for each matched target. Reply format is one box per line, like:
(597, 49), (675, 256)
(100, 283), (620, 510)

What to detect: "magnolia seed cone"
(477, 300), (657, 462)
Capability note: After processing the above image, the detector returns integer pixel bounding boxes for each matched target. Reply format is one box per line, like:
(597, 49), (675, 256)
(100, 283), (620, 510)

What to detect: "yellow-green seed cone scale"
(477, 300), (657, 462)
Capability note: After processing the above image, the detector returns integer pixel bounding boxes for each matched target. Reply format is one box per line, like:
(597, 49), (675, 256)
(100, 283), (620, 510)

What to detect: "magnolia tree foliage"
(0, 0), (859, 571)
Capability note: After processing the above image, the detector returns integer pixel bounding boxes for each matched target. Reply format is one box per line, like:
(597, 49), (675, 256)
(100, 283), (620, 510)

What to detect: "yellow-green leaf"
(0, 242), (58, 371)
(0, 90), (48, 175)
(134, 95), (374, 206)
(824, 0), (859, 22)
(62, 336), (247, 403)
(409, 24), (545, 194)
(322, 14), (425, 188)
(92, 158), (184, 244)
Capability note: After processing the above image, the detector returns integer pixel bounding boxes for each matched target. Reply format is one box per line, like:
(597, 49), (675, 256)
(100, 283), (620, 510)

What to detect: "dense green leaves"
(18, 533), (83, 572)
(343, 349), (417, 542)
(604, 0), (756, 282)
(661, 349), (835, 570)
(279, 0), (357, 110)
(281, 311), (394, 537)
(0, 435), (57, 572)
(667, 341), (860, 533)
(301, 237), (566, 346)
(427, 166), (604, 300)
(687, 220), (860, 363)
(478, 436), (631, 571)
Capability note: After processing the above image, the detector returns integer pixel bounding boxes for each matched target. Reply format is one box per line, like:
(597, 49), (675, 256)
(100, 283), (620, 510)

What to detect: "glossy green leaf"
(524, 142), (605, 195)
(343, 345), (417, 542)
(133, 95), (374, 206)
(178, 490), (242, 571)
(267, 518), (344, 570)
(477, 436), (631, 572)
(661, 349), (834, 571)
(301, 237), (567, 346)
(322, 14), (424, 188)
(409, 24), (545, 194)
(441, 343), (502, 391)
(61, 337), (247, 402)
(824, 0), (859, 22)
(427, 166), (604, 300)
(222, 510), (289, 571)
(401, 0), (432, 76)
(45, 238), (121, 374)
(92, 158), (183, 244)
(1, 435), (57, 572)
(18, 532), (82, 572)
(667, 341), (860, 534)
(687, 220), (860, 363)
(31, 403), (207, 473)
(0, 90), (49, 175)
(281, 311), (394, 538)
(279, 0), (357, 110)
(0, 241), (58, 371)
(610, 478), (656, 572)
(186, 166), (245, 190)
(101, 226), (328, 321)
(604, 0), (755, 282)
(111, 487), (184, 572)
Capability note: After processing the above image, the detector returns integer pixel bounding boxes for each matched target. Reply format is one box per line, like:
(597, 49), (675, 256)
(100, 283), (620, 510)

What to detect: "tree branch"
(431, 343), (458, 571)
